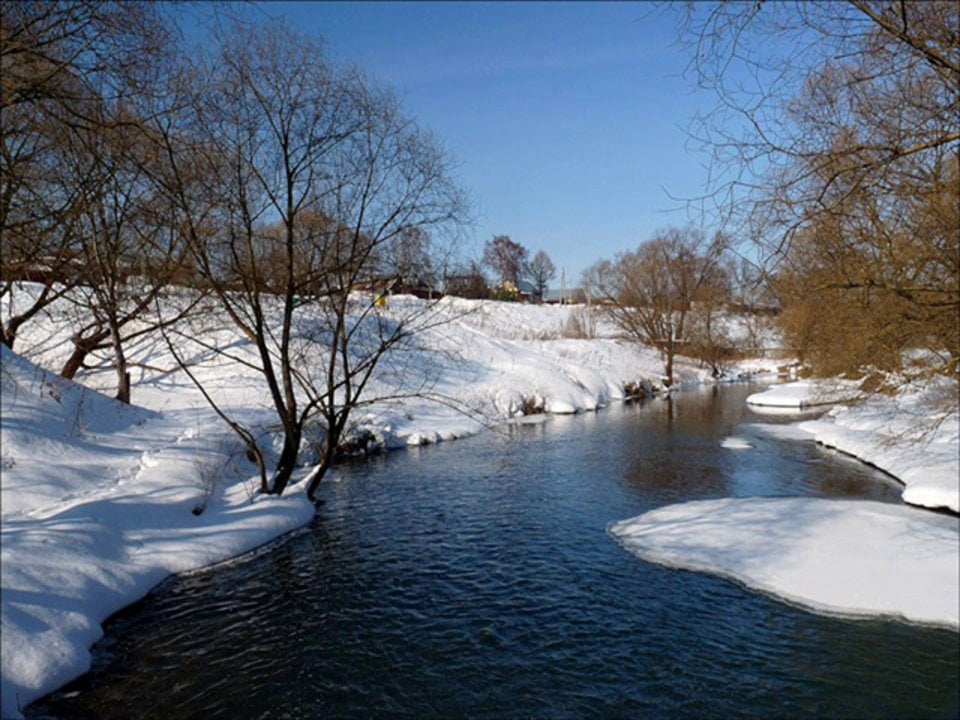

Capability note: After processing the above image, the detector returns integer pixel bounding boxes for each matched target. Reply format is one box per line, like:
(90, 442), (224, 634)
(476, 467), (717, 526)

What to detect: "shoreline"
(3, 299), (955, 717)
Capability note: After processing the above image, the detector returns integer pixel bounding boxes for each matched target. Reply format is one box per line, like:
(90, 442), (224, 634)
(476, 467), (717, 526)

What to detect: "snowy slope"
(798, 378), (959, 513)
(0, 346), (314, 718)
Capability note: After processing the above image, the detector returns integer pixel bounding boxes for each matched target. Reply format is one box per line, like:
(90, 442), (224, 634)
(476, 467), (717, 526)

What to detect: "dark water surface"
(28, 384), (959, 719)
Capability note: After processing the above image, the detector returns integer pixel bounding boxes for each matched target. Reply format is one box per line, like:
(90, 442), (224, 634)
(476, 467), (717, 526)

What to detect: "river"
(27, 384), (959, 718)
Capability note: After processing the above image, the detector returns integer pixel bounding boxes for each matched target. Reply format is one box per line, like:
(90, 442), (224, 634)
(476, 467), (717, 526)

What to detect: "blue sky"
(189, 2), (720, 284)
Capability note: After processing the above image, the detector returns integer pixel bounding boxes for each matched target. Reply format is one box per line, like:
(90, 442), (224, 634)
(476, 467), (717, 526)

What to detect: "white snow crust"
(611, 497), (960, 628)
(797, 377), (959, 513)
(720, 436), (753, 450)
(746, 379), (860, 408)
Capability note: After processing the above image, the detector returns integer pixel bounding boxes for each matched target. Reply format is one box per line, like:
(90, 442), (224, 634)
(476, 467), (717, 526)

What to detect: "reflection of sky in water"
(724, 419), (904, 503)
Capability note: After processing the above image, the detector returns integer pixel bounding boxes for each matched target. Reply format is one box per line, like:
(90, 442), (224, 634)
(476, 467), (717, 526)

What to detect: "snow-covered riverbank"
(1, 295), (773, 718)
(746, 379), (959, 513)
(612, 378), (959, 631)
(3, 292), (956, 718)
(798, 377), (959, 513)
(1, 346), (316, 719)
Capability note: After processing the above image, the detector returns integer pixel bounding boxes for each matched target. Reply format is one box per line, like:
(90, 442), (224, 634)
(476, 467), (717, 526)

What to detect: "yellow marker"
(374, 292), (388, 309)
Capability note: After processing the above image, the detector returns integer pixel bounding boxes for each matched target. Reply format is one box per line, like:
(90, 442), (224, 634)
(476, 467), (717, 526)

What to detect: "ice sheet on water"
(720, 436), (753, 450)
(611, 497), (959, 628)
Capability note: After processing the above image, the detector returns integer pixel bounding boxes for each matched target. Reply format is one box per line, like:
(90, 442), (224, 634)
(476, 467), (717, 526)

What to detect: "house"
(392, 278), (442, 300)
(516, 279), (539, 303)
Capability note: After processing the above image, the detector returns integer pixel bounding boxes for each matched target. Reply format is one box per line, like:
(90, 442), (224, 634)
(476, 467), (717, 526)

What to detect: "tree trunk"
(61, 329), (110, 379)
(665, 345), (675, 387)
(306, 415), (344, 501)
(108, 317), (131, 403)
(3, 315), (26, 349)
(61, 341), (91, 379)
(4, 306), (53, 350)
(306, 445), (334, 502)
(2, 284), (56, 349)
(269, 423), (302, 495)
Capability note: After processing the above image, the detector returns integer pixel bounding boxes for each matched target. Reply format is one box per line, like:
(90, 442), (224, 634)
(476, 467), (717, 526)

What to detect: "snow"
(610, 497), (960, 628)
(746, 379), (860, 408)
(2, 288), (783, 718)
(720, 436), (753, 450)
(3, 283), (956, 716)
(612, 374), (959, 629)
(748, 376), (958, 511)
(1, 346), (314, 718)
(797, 377), (959, 513)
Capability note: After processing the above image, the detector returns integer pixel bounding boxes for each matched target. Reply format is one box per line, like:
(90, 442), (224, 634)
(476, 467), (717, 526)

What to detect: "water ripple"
(29, 387), (959, 719)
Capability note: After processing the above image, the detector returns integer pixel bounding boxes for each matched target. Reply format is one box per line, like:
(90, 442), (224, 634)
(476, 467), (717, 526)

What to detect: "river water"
(27, 384), (959, 719)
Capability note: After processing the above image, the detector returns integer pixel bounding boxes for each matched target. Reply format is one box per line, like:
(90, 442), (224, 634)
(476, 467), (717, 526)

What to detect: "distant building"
(516, 279), (539, 303)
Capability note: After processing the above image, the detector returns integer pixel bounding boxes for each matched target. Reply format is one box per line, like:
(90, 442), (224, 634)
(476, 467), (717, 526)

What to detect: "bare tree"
(482, 234), (528, 286)
(444, 260), (489, 299)
(158, 19), (466, 500)
(383, 225), (435, 291)
(726, 255), (778, 357)
(55, 117), (195, 403)
(586, 226), (727, 385)
(528, 249), (556, 303)
(677, 0), (959, 378)
(0, 1), (171, 348)
(684, 261), (736, 376)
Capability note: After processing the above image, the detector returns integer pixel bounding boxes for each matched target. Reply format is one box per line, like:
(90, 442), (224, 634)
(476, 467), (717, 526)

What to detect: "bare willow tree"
(0, 1), (171, 348)
(158, 20), (466, 500)
(56, 117), (194, 403)
(586, 226), (728, 385)
(382, 225), (436, 291)
(678, 0), (959, 378)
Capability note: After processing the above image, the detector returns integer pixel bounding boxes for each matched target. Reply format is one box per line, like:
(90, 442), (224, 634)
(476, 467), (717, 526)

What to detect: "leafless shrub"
(562, 307), (597, 339)
(334, 428), (383, 460)
(519, 394), (545, 416)
(622, 380), (651, 401)
(191, 438), (247, 515)
(69, 388), (89, 438)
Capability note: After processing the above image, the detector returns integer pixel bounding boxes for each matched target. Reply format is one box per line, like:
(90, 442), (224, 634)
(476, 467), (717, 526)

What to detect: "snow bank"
(746, 379), (860, 408)
(798, 377), (959, 513)
(610, 497), (959, 628)
(1, 347), (314, 718)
